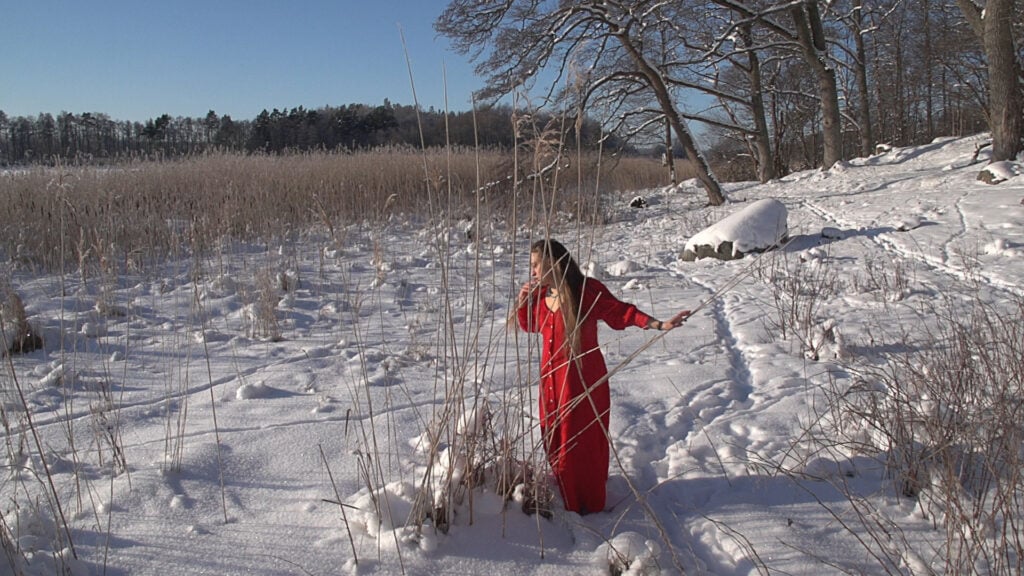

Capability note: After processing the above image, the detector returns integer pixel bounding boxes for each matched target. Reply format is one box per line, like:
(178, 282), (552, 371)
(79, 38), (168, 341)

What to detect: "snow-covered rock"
(821, 226), (847, 240)
(978, 160), (1021, 184)
(681, 198), (788, 261)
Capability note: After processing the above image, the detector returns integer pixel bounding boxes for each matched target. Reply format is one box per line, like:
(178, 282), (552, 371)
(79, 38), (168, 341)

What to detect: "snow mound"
(236, 381), (276, 400)
(984, 238), (1018, 257)
(39, 362), (74, 387)
(893, 214), (925, 231)
(606, 259), (642, 277)
(681, 198), (788, 261)
(583, 261), (604, 279)
(348, 480), (418, 539)
(593, 531), (662, 575)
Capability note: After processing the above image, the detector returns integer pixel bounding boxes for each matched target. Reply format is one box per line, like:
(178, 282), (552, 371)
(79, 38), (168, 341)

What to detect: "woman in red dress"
(516, 239), (689, 514)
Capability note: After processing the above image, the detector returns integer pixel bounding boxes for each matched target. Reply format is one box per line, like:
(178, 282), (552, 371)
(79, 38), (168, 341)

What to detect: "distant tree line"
(0, 102), (622, 165)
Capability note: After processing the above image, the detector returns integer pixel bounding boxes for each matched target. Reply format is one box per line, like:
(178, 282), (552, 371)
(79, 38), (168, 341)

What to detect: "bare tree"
(436, 0), (727, 205)
(956, 0), (1023, 162)
(553, 2), (781, 183)
(712, 0), (844, 168)
(691, 11), (779, 182)
(790, 0), (844, 167)
(861, 0), (983, 147)
(733, 21), (777, 181)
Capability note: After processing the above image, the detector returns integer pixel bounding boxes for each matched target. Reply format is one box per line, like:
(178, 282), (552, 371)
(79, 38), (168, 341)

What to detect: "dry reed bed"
(0, 149), (670, 273)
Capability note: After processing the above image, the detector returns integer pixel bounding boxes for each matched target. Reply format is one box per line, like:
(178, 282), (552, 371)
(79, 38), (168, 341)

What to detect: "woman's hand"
(517, 280), (539, 308)
(659, 307), (692, 330)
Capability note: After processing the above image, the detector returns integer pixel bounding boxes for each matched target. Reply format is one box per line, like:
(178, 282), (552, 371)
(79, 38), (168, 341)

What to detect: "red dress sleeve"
(582, 279), (652, 330)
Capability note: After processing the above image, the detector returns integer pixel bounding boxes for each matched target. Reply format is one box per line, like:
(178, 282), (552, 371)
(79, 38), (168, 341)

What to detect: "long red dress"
(518, 278), (652, 514)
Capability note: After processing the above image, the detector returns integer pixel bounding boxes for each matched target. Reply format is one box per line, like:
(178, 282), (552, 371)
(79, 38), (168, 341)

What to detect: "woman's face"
(530, 251), (553, 286)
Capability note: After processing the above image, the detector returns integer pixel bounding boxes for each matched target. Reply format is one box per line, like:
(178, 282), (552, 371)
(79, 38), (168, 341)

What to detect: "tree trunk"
(738, 21), (776, 182)
(791, 1), (843, 168)
(922, 0), (935, 141)
(957, 0), (1023, 161)
(982, 0), (1022, 161)
(664, 117), (676, 185)
(852, 0), (874, 157)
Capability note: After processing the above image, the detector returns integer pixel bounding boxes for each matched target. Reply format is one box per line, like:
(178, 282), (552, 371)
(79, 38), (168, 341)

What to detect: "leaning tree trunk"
(617, 32), (726, 205)
(661, 94), (726, 206)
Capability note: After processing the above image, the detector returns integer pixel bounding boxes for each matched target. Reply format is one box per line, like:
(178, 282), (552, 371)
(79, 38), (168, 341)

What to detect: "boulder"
(629, 195), (648, 208)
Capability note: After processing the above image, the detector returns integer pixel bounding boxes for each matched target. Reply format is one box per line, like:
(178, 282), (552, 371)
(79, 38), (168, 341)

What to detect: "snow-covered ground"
(2, 133), (1022, 575)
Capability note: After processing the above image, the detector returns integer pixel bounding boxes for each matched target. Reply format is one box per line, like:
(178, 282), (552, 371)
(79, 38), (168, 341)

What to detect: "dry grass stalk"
(248, 267), (283, 342)
(0, 280), (42, 356)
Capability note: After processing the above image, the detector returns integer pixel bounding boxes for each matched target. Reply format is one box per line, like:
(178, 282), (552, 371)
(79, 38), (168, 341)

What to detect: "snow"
(2, 133), (1024, 575)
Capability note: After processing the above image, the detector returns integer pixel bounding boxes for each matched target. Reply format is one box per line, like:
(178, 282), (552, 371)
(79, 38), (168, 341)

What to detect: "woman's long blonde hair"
(532, 239), (586, 356)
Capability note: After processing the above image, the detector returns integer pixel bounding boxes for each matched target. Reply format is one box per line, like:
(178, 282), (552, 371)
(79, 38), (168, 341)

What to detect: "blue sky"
(1, 1), (483, 122)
